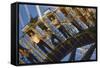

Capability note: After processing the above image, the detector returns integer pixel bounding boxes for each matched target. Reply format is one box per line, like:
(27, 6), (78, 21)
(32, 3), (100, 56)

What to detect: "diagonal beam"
(68, 48), (77, 61)
(81, 44), (96, 60)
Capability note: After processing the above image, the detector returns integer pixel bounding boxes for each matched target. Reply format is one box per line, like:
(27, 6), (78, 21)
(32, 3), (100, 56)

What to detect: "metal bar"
(68, 48), (77, 61)
(81, 44), (96, 60)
